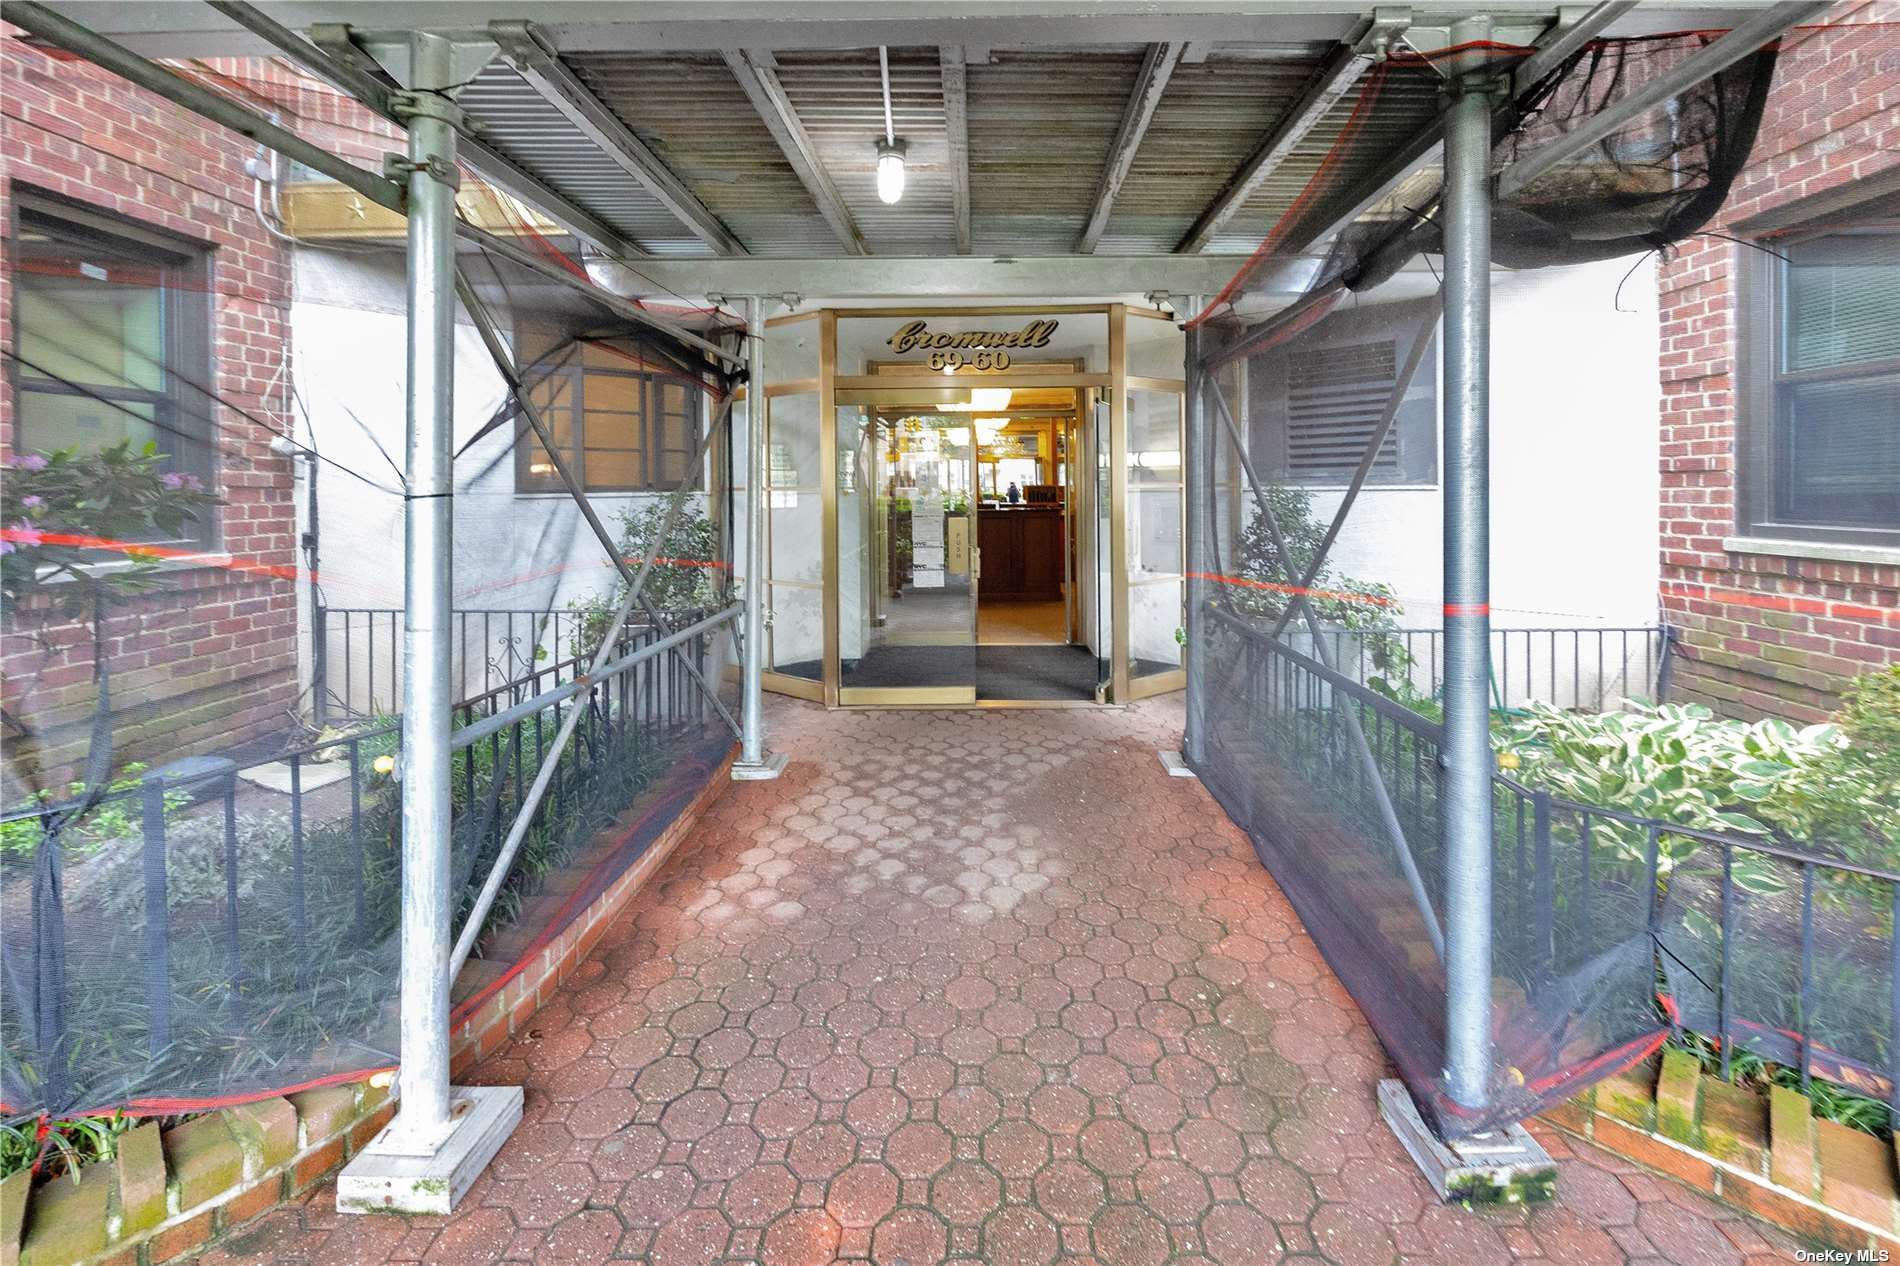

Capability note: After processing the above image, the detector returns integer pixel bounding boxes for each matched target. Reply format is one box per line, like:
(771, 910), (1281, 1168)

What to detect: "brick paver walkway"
(195, 697), (1803, 1265)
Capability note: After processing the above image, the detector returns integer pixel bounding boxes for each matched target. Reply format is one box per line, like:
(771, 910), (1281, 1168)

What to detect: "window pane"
(583, 449), (642, 488)
(519, 433), (564, 488)
(1784, 232), (1900, 373)
(1776, 372), (1900, 528)
(16, 281), (165, 395)
(17, 387), (158, 455)
(14, 208), (172, 399)
(585, 371), (642, 415)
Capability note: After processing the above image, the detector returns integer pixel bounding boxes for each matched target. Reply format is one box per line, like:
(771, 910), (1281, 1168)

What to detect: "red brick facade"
(0, 40), (392, 786)
(1657, 7), (1900, 723)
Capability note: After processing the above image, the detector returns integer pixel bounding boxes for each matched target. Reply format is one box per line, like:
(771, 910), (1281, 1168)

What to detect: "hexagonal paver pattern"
(188, 696), (1804, 1265)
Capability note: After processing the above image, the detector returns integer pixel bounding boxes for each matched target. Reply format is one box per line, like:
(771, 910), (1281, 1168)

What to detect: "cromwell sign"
(887, 318), (1059, 371)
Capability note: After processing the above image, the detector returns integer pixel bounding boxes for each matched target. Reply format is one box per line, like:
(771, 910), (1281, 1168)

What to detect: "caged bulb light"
(876, 139), (908, 204)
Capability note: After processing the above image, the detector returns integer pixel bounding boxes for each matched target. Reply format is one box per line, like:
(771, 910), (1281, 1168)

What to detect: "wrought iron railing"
(1281, 623), (1673, 713)
(310, 606), (598, 724)
(0, 605), (737, 1115)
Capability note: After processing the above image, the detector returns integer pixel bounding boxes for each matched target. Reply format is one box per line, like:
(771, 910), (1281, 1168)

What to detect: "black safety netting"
(2, 161), (748, 1117)
(1185, 24), (1900, 1138)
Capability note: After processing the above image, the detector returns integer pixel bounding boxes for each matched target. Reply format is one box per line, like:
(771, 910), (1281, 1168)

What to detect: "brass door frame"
(836, 408), (982, 707)
(741, 301), (1185, 709)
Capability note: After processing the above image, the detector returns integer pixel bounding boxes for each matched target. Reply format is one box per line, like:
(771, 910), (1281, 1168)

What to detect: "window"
(1740, 223), (1900, 547)
(516, 344), (705, 492)
(1246, 298), (1438, 487)
(10, 192), (215, 542)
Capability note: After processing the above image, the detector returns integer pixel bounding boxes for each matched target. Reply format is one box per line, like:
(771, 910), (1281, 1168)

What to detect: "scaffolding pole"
(1182, 297), (1209, 767)
(339, 32), (522, 1214)
(733, 297), (786, 780)
(1440, 74), (1496, 1115)
(391, 30), (461, 1149)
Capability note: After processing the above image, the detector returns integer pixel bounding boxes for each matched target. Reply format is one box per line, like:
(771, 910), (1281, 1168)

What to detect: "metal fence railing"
(1283, 624), (1673, 713)
(0, 605), (737, 1115)
(311, 606), (598, 724)
(1200, 607), (1896, 1132)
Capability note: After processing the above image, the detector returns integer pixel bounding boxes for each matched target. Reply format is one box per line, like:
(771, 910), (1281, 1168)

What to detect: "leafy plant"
(0, 1112), (132, 1183)
(1228, 483), (1414, 694)
(1, 442), (219, 616)
(0, 764), (186, 858)
(565, 500), (720, 656)
(1497, 700), (1849, 892)
(1669, 1031), (1893, 1139)
(1750, 665), (1900, 874)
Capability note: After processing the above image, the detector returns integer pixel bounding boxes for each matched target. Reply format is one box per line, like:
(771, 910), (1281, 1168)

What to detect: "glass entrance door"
(837, 409), (978, 703)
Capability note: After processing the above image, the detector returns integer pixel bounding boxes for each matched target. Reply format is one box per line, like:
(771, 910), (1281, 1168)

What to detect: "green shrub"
(565, 500), (720, 656)
(1229, 483), (1414, 695)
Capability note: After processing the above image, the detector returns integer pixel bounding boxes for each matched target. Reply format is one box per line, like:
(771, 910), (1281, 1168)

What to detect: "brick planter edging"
(2, 1081), (394, 1266)
(0, 746), (737, 1266)
(1540, 1049), (1900, 1253)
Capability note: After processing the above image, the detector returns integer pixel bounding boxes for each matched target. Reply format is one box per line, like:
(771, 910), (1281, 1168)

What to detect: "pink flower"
(4, 521), (43, 546)
(20, 495), (44, 511)
(11, 454), (48, 471)
(161, 472), (204, 492)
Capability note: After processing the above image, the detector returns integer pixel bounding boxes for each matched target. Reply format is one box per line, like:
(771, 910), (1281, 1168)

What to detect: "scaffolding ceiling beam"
(1267, 1), (1635, 256)
(940, 46), (972, 256)
(1495, 0), (1831, 200)
(66, 4), (1768, 59)
(489, 21), (749, 256)
(208, 2), (652, 259)
(1176, 8), (1410, 255)
(1078, 41), (1187, 255)
(588, 253), (1319, 299)
(722, 47), (871, 257)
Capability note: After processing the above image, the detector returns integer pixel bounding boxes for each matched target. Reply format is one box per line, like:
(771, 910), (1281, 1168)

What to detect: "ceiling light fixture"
(875, 47), (906, 204)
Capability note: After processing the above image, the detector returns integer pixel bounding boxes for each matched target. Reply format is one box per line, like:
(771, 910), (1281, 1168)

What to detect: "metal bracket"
(1358, 6), (1414, 58)
(1399, 15), (1549, 82)
(384, 150), (462, 189)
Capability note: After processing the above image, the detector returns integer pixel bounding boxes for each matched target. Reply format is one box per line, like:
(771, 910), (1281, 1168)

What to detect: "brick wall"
(0, 36), (395, 787)
(1657, 5), (1900, 722)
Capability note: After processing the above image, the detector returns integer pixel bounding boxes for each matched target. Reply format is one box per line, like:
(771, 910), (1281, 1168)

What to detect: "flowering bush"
(1, 441), (217, 618)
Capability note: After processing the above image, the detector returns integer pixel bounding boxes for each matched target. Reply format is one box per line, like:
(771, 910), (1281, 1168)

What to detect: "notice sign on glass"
(911, 494), (945, 588)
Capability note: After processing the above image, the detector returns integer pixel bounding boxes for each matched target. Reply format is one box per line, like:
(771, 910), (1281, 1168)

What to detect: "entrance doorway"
(836, 395), (1097, 704)
(749, 304), (1185, 708)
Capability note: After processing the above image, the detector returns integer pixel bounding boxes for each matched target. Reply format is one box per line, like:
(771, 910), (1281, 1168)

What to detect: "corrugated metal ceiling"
(463, 40), (1442, 260)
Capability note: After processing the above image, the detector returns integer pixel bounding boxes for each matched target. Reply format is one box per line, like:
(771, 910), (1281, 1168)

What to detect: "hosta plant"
(1497, 700), (1849, 893)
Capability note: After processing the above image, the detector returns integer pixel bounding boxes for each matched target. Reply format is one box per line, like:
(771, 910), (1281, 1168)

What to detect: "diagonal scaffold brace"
(1203, 374), (1445, 960)
(452, 270), (743, 743)
(444, 272), (737, 983)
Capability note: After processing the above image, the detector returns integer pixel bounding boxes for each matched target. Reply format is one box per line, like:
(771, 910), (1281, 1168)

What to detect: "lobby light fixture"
(875, 47), (906, 204)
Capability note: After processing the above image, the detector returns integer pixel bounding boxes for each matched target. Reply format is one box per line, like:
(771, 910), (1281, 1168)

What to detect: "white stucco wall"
(293, 253), (714, 713)
(1267, 254), (1663, 706)
(1304, 254), (1660, 631)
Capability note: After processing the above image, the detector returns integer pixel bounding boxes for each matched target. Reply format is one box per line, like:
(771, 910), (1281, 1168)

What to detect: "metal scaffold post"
(1174, 296), (1209, 777)
(1440, 70), (1497, 1118)
(733, 296), (788, 780)
(336, 30), (521, 1216)
(1378, 17), (1552, 1200)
